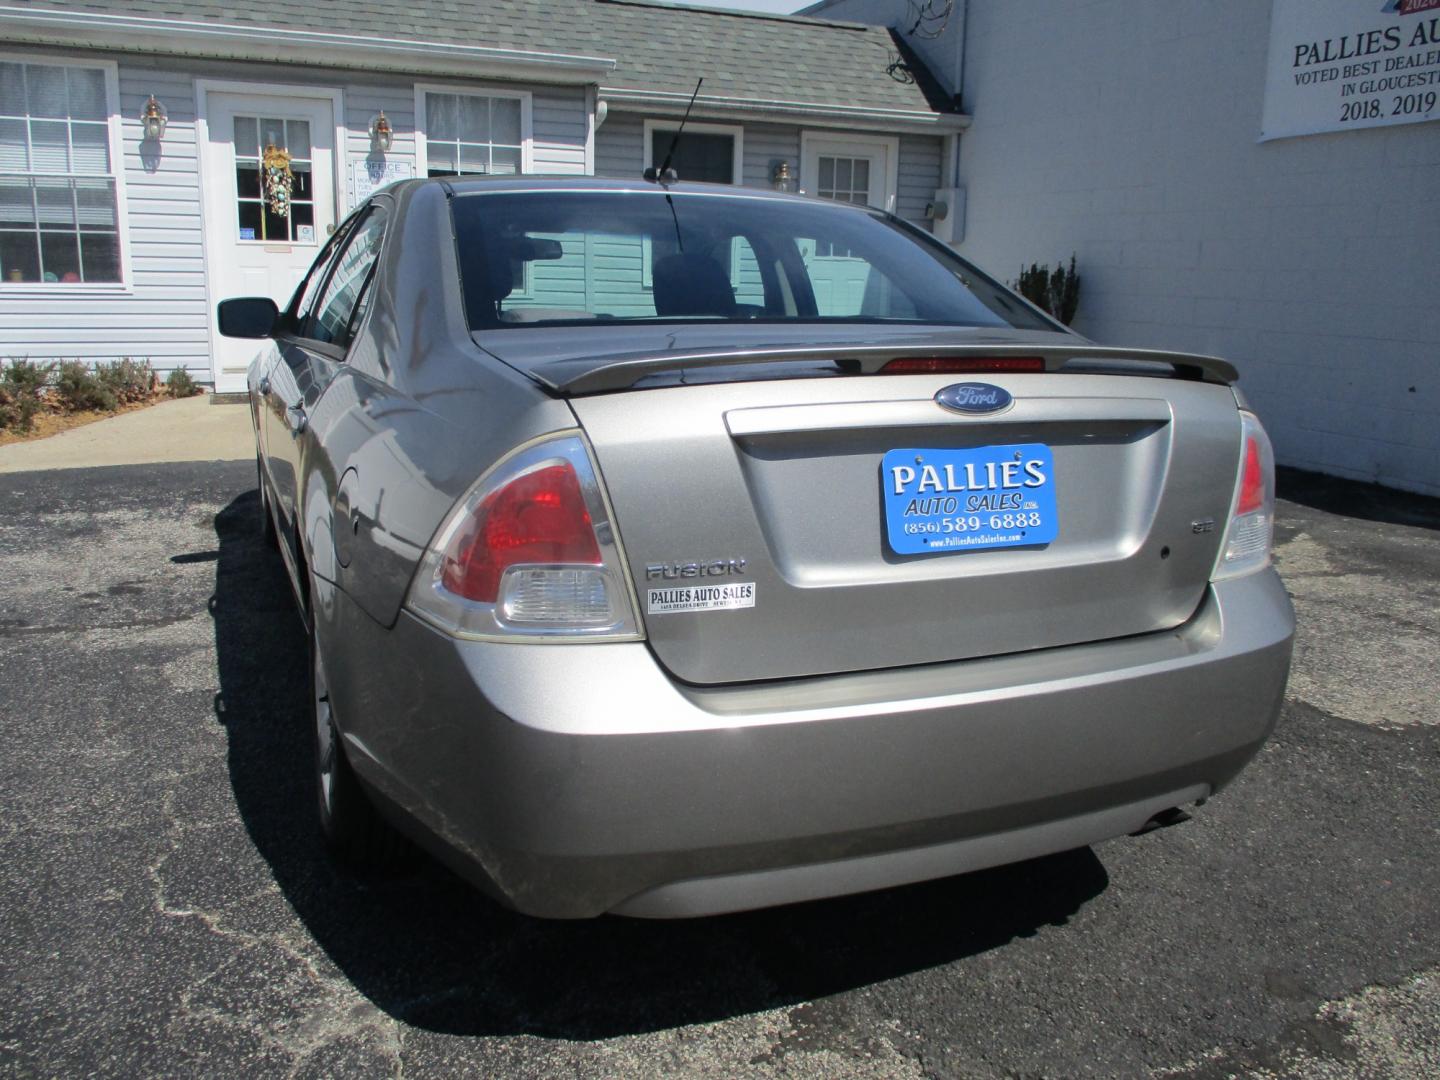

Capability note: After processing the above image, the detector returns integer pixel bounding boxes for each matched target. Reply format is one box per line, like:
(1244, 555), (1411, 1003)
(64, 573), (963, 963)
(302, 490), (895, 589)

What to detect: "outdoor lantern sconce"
(369, 111), (393, 154)
(140, 95), (167, 140)
(772, 161), (796, 193)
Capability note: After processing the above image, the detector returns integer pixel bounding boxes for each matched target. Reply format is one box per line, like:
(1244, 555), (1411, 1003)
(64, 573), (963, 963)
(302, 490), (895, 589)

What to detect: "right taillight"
(1213, 410), (1276, 580)
(406, 433), (643, 640)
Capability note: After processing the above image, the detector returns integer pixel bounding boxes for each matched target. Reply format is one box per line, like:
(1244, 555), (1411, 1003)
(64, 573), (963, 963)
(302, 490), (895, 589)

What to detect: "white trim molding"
(0, 49), (132, 295)
(605, 87), (969, 135)
(0, 7), (616, 84)
(414, 83), (535, 178)
(642, 119), (744, 184)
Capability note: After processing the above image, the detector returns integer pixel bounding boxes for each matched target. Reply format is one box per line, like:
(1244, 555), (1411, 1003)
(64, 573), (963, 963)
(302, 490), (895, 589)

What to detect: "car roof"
(399, 174), (872, 211)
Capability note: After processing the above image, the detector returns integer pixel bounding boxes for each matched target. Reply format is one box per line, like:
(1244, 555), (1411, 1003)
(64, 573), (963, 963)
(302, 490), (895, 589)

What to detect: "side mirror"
(218, 297), (279, 338)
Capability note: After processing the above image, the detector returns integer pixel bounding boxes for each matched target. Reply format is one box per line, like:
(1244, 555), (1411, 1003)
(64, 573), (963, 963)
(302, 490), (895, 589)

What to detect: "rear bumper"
(325, 570), (1294, 918)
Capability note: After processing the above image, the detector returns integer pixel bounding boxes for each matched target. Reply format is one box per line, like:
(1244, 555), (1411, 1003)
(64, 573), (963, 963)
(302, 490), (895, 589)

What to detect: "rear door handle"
(258, 376), (271, 395)
(286, 401), (308, 435)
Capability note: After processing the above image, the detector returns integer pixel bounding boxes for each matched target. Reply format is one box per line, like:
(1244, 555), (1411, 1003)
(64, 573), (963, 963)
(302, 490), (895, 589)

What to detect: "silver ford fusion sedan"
(219, 177), (1294, 919)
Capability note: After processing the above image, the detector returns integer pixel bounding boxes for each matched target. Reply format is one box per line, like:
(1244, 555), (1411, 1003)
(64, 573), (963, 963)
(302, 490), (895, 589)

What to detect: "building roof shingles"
(3, 0), (947, 115)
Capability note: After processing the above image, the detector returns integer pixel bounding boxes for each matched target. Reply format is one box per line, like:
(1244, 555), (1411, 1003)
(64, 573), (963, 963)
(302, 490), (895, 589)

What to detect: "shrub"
(1014, 254), (1081, 326)
(0, 385), (40, 433)
(96, 358), (156, 405)
(165, 368), (201, 398)
(0, 360), (54, 433)
(54, 360), (117, 413)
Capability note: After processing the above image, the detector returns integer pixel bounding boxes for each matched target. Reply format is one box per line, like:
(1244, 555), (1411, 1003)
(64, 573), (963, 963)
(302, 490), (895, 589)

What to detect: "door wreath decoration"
(262, 143), (294, 219)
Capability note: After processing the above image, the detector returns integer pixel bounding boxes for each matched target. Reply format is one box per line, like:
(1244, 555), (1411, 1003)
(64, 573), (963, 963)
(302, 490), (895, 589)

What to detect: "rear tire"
(311, 624), (405, 870)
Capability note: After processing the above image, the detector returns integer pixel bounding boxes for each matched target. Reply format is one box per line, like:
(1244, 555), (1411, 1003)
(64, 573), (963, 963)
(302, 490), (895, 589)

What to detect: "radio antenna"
(645, 77), (703, 184)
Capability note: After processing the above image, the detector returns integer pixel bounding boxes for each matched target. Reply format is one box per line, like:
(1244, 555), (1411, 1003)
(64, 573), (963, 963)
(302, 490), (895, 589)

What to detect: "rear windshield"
(450, 190), (1054, 332)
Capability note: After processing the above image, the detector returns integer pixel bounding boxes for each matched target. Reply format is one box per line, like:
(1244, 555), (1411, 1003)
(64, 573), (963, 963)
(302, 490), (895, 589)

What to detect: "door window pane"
(233, 111), (319, 244)
(816, 155), (871, 206)
(233, 116), (258, 156)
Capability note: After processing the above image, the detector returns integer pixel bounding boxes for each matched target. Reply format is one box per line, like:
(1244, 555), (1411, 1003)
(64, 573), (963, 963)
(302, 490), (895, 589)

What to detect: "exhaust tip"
(1130, 806), (1193, 837)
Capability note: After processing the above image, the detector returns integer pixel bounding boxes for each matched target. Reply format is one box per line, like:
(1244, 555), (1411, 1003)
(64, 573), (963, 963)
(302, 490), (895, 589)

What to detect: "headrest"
(652, 252), (737, 318)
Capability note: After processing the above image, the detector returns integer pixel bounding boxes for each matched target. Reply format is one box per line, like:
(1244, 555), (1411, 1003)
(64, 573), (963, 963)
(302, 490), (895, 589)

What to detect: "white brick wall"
(955, 0), (1440, 496)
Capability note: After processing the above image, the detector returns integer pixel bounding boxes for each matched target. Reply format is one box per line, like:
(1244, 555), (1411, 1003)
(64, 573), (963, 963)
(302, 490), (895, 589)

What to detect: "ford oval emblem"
(935, 382), (1013, 415)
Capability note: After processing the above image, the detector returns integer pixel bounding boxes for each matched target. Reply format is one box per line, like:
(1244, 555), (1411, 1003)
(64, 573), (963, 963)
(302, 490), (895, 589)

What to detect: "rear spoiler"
(530, 343), (1239, 395)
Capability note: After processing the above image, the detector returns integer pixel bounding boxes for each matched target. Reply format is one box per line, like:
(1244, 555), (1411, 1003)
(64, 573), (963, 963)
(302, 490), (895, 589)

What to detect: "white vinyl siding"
(741, 123), (800, 190)
(594, 112), (644, 178)
(897, 134), (943, 224)
(531, 87), (587, 174)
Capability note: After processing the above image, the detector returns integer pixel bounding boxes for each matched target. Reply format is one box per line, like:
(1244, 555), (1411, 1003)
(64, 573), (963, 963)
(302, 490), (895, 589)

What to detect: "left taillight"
(406, 433), (643, 640)
(1212, 410), (1276, 581)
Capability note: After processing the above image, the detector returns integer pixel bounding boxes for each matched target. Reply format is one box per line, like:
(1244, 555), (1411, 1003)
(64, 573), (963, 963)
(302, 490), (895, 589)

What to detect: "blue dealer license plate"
(882, 444), (1059, 555)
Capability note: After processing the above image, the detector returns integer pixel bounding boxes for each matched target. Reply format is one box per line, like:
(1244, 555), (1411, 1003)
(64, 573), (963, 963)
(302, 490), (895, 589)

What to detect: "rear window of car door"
(308, 206), (388, 349)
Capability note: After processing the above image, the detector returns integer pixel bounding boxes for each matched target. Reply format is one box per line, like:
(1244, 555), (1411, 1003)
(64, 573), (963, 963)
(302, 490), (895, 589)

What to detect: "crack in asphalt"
(144, 785), (406, 1076)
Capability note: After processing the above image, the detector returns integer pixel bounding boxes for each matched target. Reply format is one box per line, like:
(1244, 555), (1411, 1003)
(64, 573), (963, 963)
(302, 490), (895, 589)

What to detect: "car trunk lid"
(561, 364), (1243, 686)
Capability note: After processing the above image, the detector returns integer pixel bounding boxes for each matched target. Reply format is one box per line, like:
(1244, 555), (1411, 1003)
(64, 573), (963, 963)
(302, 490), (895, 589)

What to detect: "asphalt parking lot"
(1, 461), (1437, 1078)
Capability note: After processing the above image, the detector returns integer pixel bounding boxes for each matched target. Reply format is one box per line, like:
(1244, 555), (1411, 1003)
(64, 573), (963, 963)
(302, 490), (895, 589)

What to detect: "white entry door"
(202, 90), (338, 392)
(798, 133), (900, 315)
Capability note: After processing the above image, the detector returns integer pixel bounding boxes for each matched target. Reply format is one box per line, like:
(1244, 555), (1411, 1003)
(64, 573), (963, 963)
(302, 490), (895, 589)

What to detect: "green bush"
(1014, 255), (1081, 326)
(96, 358), (156, 405)
(0, 360), (54, 433)
(54, 360), (117, 413)
(165, 368), (201, 398)
(0, 384), (40, 433)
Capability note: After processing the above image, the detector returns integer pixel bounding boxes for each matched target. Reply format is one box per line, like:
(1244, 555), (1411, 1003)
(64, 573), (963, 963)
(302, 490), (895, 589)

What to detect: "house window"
(643, 120), (743, 185)
(0, 58), (123, 284)
(420, 90), (526, 178)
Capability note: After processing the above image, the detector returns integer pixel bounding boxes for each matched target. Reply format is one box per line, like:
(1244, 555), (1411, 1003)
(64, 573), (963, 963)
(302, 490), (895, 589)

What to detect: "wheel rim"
(314, 644), (336, 814)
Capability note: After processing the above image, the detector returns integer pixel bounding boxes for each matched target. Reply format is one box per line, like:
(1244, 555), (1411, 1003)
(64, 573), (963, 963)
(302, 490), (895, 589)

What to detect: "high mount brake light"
(1213, 411), (1276, 581)
(407, 435), (643, 640)
(879, 357), (1045, 374)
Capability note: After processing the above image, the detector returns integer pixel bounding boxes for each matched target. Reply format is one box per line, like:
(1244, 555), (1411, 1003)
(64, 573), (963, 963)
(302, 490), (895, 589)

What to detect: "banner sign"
(1261, 0), (1440, 140)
